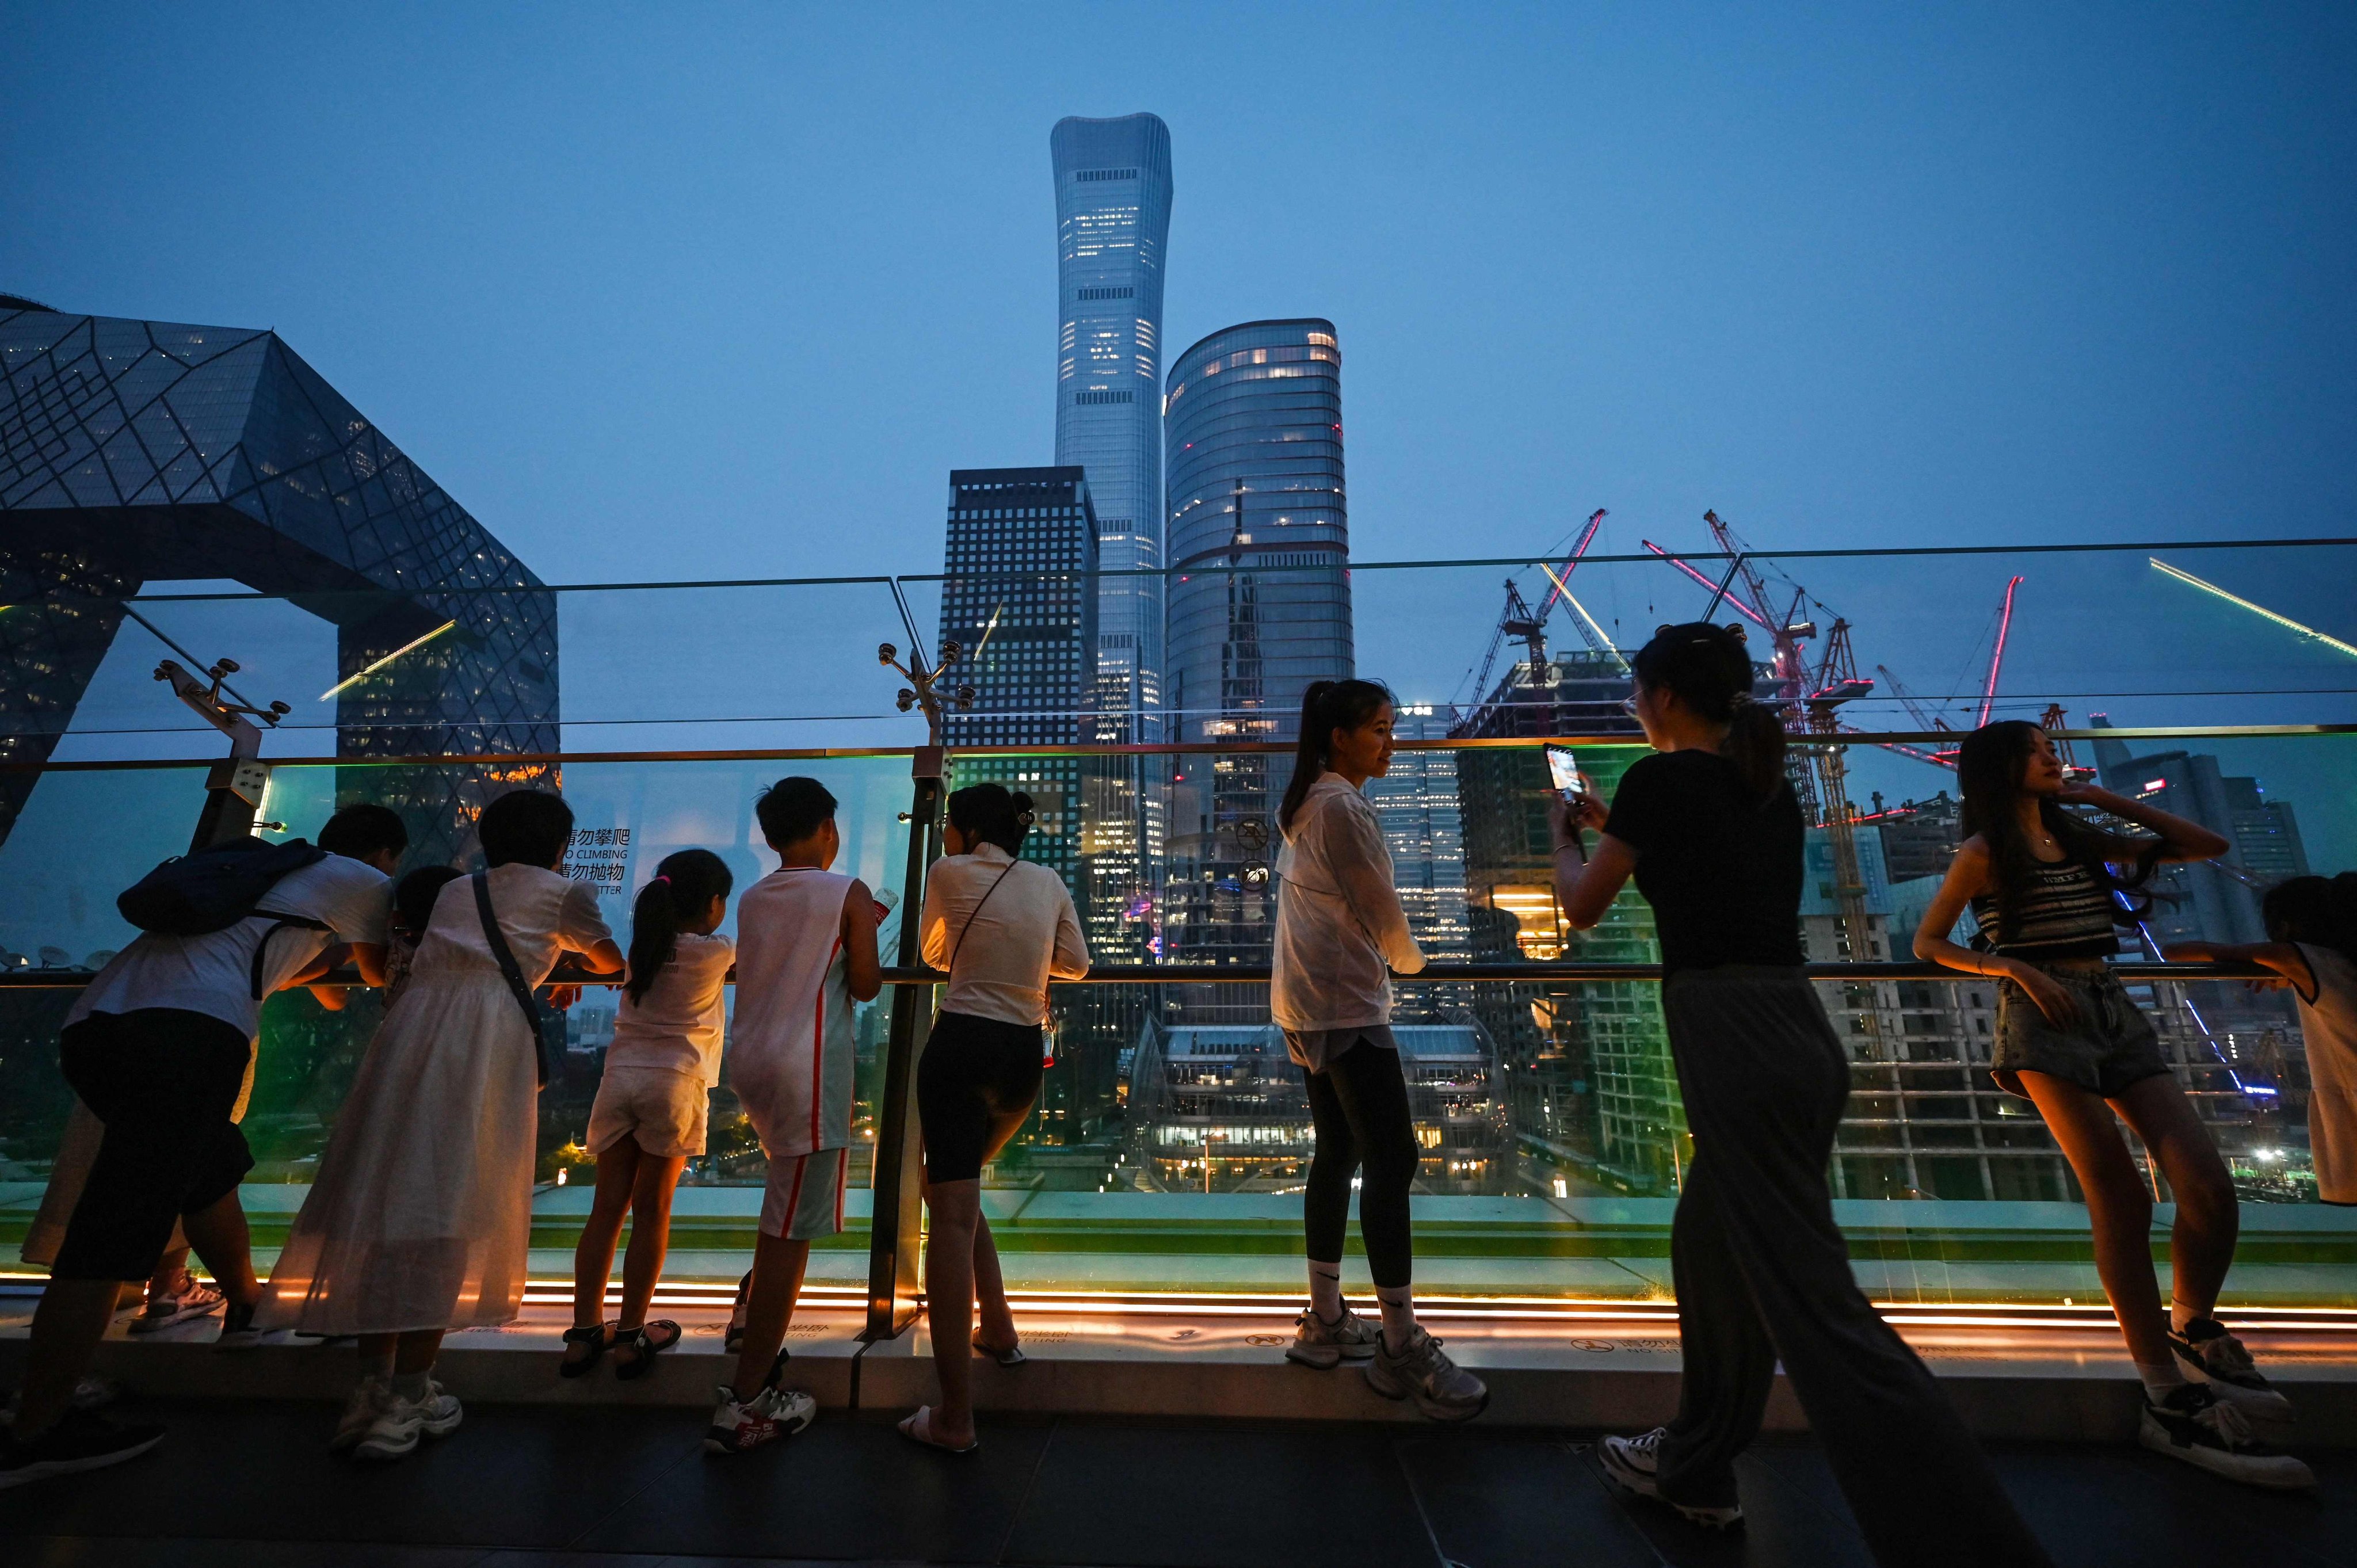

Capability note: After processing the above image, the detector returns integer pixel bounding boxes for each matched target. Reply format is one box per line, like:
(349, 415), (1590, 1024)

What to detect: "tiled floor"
(1, 1398), (2352, 1567)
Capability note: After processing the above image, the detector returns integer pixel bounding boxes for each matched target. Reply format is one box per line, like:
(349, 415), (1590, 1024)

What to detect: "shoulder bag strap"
(472, 871), (549, 1088)
(947, 861), (1019, 981)
(246, 914), (335, 1001)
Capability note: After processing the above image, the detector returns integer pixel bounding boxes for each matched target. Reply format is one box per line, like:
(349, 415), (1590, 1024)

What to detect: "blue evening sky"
(5, 2), (2354, 842)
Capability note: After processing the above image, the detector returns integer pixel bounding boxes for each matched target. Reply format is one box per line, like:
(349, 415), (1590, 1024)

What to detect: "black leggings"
(1302, 1036), (1418, 1289)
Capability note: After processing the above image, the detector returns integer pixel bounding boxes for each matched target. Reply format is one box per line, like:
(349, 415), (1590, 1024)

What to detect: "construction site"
(1445, 510), (2319, 1204)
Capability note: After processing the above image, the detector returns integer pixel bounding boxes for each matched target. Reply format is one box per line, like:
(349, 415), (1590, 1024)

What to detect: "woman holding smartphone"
(1550, 624), (2049, 1564)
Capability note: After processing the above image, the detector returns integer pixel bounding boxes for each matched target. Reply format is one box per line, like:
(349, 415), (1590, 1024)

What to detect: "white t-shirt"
(605, 931), (735, 1085)
(68, 853), (392, 1041)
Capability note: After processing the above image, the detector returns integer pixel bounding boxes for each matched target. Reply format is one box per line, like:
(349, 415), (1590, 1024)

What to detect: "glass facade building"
(1050, 113), (1173, 1035)
(1159, 319), (1353, 1018)
(0, 306), (558, 865)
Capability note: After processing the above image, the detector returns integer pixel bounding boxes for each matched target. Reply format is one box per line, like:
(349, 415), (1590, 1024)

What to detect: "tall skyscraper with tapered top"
(1050, 113), (1173, 994)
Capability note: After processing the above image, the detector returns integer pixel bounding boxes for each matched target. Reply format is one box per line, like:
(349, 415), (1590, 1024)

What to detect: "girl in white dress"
(258, 789), (624, 1460)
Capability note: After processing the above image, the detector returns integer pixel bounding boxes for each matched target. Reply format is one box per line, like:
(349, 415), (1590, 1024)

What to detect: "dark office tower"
(1160, 320), (1353, 1022)
(0, 306), (558, 865)
(1052, 115), (1173, 1017)
(937, 468), (1118, 1150)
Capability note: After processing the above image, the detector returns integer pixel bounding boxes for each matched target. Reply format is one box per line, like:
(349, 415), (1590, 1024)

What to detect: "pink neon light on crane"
(1534, 509), (1608, 619)
(1977, 575), (2025, 728)
(1641, 541), (1774, 630)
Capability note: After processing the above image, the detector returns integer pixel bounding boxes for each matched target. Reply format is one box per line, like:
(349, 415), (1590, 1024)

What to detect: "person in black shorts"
(2, 805), (405, 1489)
(1549, 623), (2051, 1565)
(899, 784), (1089, 1452)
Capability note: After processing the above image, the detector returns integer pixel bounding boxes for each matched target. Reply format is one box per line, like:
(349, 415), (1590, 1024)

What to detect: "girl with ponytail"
(1920, 722), (2311, 1487)
(1269, 678), (1489, 1422)
(565, 848), (737, 1380)
(1549, 624), (2051, 1560)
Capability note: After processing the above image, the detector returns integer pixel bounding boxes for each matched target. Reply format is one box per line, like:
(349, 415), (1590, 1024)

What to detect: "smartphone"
(1544, 743), (1590, 803)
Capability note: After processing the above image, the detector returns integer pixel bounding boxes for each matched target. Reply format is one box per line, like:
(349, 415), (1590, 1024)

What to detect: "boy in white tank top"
(704, 778), (883, 1456)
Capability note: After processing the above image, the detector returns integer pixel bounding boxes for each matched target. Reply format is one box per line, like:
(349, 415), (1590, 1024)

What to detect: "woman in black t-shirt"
(1547, 623), (2049, 1567)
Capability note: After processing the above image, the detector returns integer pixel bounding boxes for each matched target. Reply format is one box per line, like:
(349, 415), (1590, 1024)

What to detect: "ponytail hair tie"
(648, 875), (670, 887)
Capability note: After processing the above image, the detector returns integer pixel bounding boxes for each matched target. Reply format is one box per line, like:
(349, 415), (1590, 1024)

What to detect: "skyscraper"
(1160, 319), (1353, 1017)
(1050, 113), (1173, 989)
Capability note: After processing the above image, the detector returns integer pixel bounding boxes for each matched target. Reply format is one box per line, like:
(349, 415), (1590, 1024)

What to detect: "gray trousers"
(1654, 967), (2051, 1568)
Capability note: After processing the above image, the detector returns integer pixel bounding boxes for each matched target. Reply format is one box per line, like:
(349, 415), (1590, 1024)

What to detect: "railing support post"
(864, 746), (943, 1340)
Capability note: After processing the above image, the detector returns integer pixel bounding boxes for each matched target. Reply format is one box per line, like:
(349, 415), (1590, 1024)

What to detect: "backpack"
(118, 838), (337, 998)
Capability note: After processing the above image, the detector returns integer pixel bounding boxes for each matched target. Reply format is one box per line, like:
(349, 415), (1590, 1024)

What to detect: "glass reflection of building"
(1160, 319), (1353, 1023)
(1125, 1023), (1508, 1195)
(1051, 114), (1173, 1003)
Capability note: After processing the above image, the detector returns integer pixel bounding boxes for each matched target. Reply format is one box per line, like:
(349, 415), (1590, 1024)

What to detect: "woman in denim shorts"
(1916, 720), (2309, 1489)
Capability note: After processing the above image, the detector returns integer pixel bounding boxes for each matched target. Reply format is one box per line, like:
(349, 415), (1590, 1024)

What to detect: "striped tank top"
(1970, 857), (2121, 960)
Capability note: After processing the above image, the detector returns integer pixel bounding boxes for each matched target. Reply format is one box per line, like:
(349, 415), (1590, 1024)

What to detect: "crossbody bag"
(472, 870), (553, 1089)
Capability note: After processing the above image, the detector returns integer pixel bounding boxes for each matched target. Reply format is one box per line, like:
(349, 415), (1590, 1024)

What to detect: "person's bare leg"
(729, 1230), (812, 1395)
(2021, 1071), (2171, 1367)
(969, 1107), (1029, 1355)
(611, 1150), (688, 1372)
(14, 1279), (123, 1438)
(146, 1243), (192, 1304)
(923, 1178), (982, 1445)
(178, 1190), (260, 1306)
(356, 1334), (398, 1376)
(2114, 1073), (2240, 1327)
(568, 1143), (637, 1365)
(971, 1208), (1017, 1353)
(619, 1151), (686, 1332)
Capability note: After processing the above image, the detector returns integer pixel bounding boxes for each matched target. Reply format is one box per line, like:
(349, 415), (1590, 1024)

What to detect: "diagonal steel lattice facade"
(0, 306), (559, 862)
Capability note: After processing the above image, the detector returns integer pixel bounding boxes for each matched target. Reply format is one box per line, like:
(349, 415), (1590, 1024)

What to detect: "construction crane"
(1455, 509), (1612, 713)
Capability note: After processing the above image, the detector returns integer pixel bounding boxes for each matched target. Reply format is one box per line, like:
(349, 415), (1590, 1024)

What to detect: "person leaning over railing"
(896, 781), (1089, 1454)
(1271, 678), (1488, 1422)
(1917, 720), (2310, 1490)
(1550, 623), (2053, 1565)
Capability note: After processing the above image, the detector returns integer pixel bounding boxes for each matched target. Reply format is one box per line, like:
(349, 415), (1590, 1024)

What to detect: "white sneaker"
(1597, 1428), (1745, 1529)
(2139, 1383), (2313, 1490)
(2169, 1319), (2296, 1425)
(352, 1380), (462, 1462)
(1285, 1305), (1382, 1369)
(704, 1383), (817, 1455)
(330, 1375), (388, 1453)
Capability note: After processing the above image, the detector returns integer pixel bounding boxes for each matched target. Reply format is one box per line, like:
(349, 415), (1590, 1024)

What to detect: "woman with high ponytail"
(564, 848), (735, 1380)
(1549, 624), (2051, 1562)
(1268, 678), (1489, 1422)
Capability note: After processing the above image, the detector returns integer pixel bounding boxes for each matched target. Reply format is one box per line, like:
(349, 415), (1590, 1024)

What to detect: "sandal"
(560, 1321), (615, 1379)
(897, 1405), (979, 1454)
(613, 1319), (682, 1381)
(973, 1334), (1027, 1367)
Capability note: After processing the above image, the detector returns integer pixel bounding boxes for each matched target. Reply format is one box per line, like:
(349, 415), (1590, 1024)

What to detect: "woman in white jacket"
(1272, 678), (1486, 1422)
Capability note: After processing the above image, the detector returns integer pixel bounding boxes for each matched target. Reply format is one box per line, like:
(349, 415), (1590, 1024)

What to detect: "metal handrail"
(0, 960), (2278, 989)
(5, 723), (2354, 773)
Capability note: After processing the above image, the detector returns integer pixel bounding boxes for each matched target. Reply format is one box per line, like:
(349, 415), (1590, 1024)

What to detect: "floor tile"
(1391, 1430), (1660, 1568)
(570, 1413), (1054, 1564)
(998, 1420), (1439, 1568)
(0, 1399), (701, 1551)
(0, 1539), (485, 1568)
(1987, 1441), (2353, 1568)
(1580, 1445), (1874, 1568)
